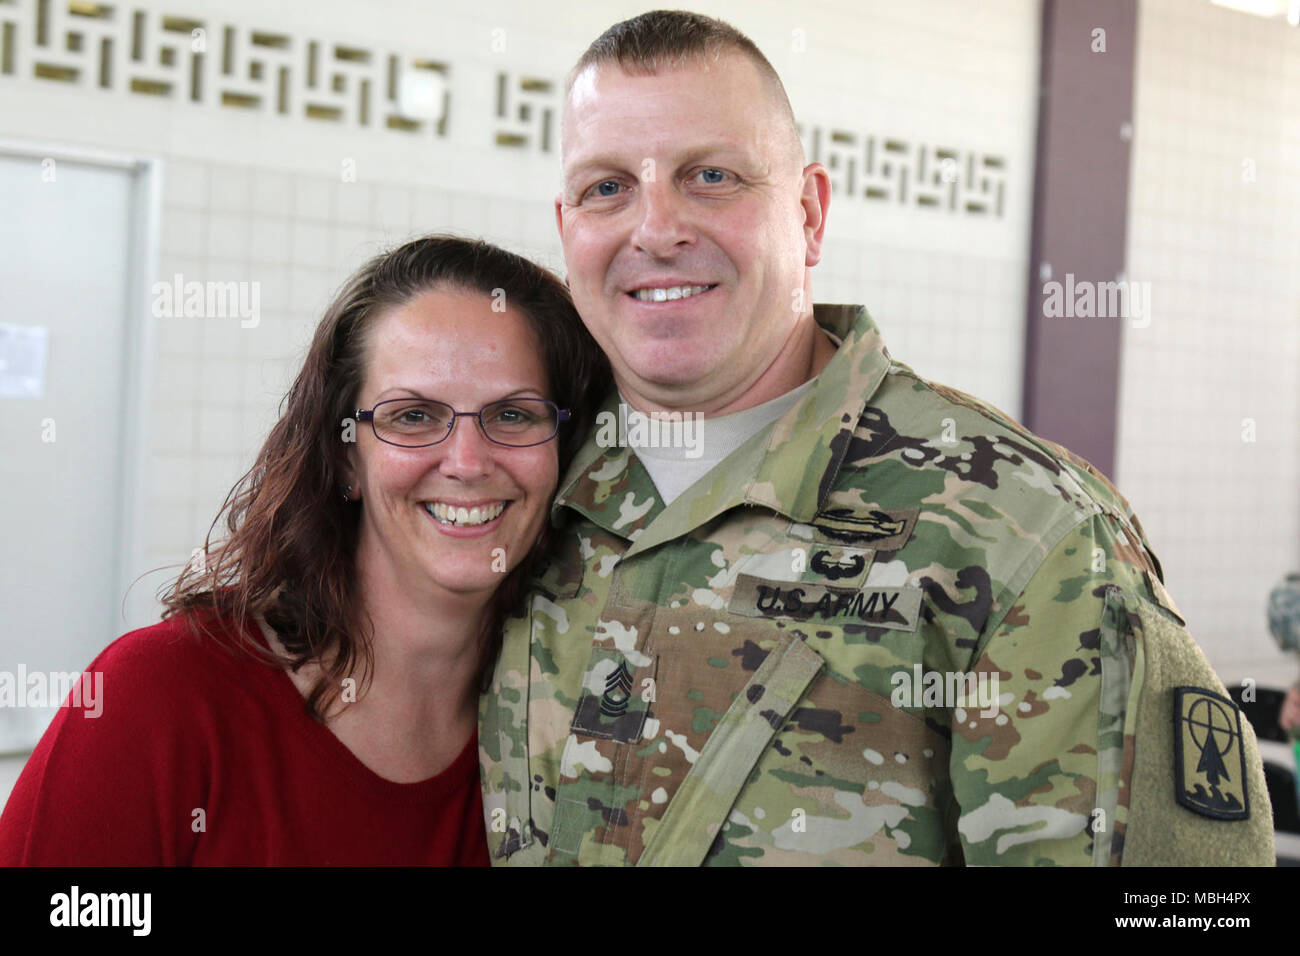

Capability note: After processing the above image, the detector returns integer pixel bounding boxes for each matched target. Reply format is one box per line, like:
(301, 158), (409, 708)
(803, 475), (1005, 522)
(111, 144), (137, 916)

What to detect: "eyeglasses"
(356, 397), (570, 448)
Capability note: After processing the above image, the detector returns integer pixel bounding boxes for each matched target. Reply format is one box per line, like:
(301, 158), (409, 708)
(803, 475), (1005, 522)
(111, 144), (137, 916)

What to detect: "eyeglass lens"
(371, 398), (558, 447)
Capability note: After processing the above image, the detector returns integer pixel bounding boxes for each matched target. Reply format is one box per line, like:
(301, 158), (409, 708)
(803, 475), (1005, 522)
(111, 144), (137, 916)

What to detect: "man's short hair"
(567, 10), (800, 140)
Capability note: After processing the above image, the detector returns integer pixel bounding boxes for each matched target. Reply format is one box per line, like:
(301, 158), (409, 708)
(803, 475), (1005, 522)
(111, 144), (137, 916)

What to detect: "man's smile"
(627, 283), (717, 302)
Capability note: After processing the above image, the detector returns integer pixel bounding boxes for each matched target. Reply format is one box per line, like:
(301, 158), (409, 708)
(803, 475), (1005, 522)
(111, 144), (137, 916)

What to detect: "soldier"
(479, 10), (1274, 865)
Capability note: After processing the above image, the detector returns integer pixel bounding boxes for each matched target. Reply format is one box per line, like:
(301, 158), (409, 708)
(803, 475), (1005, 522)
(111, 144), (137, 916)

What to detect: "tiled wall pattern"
(0, 0), (1039, 631)
(1118, 0), (1300, 683)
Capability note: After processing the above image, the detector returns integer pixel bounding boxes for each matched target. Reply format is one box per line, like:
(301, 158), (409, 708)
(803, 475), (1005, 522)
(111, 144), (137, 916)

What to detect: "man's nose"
(632, 181), (695, 257)
(437, 414), (496, 479)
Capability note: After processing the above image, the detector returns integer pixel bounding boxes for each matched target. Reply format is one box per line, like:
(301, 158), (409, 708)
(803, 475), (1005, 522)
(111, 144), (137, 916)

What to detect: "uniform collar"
(553, 304), (892, 556)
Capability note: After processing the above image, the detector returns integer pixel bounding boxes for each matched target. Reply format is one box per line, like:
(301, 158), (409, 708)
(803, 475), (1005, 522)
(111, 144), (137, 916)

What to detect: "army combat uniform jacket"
(480, 304), (1274, 866)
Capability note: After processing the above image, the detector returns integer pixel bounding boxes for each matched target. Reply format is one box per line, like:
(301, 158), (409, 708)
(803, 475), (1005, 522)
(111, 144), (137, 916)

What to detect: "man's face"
(557, 54), (827, 412)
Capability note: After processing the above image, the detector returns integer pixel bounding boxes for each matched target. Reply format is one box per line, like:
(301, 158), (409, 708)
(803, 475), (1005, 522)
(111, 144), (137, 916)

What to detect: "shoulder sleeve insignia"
(1174, 686), (1250, 821)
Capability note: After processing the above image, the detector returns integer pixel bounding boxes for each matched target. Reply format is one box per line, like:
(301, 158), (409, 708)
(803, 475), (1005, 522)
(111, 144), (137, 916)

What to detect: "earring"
(342, 484), (353, 501)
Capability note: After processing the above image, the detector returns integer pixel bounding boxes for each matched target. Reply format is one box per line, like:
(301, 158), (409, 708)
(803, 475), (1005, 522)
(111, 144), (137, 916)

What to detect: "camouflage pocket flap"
(638, 636), (825, 867)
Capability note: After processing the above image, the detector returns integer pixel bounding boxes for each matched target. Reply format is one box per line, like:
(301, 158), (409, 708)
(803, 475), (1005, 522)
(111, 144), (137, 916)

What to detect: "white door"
(0, 150), (137, 753)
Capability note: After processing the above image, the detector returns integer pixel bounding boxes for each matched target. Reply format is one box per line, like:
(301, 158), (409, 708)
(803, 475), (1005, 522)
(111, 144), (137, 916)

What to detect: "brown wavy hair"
(162, 234), (611, 721)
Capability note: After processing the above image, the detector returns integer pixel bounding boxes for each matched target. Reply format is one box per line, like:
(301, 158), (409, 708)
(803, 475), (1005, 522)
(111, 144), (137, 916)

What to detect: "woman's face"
(349, 284), (559, 604)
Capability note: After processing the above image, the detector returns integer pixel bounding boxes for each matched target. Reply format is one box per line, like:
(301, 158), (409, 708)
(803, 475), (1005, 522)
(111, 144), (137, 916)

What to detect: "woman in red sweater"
(0, 235), (610, 865)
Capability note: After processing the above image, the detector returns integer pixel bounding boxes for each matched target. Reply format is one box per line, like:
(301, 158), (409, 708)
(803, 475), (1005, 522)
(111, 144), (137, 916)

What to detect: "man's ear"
(800, 163), (831, 267)
(554, 192), (565, 240)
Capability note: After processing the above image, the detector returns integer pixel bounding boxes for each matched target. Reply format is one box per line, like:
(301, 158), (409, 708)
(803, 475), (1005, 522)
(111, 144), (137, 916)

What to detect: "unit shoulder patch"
(1173, 686), (1250, 821)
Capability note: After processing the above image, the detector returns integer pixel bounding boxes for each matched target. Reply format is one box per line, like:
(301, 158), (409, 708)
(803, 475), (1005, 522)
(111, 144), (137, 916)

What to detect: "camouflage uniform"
(480, 304), (1274, 866)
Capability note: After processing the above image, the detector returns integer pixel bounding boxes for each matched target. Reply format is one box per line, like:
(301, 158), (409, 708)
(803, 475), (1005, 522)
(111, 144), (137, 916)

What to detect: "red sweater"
(0, 616), (489, 866)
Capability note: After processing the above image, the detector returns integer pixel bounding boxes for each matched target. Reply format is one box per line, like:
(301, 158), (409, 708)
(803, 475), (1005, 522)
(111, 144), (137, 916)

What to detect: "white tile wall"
(1119, 0), (1300, 685)
(0, 0), (1037, 635)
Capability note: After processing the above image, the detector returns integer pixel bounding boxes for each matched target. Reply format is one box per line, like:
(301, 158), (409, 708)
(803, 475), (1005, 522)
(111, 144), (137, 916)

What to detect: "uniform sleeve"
(0, 630), (207, 865)
(947, 511), (1274, 866)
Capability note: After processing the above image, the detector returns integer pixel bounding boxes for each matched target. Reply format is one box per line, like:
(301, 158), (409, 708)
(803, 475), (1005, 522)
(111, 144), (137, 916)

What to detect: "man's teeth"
(424, 502), (506, 526)
(632, 284), (712, 302)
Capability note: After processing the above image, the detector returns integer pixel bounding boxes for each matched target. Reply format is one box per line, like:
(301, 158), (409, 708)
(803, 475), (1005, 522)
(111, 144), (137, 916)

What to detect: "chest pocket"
(639, 576), (951, 867)
(546, 541), (949, 865)
(637, 630), (825, 866)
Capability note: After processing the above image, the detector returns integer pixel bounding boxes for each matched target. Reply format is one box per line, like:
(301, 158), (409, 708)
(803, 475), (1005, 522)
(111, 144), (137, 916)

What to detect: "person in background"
(479, 10), (1274, 866)
(1281, 690), (1300, 735)
(0, 235), (609, 865)
(1271, 574), (1300, 734)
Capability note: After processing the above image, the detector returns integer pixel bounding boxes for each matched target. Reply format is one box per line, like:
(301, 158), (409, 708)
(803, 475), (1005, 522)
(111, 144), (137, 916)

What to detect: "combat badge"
(1173, 686), (1250, 821)
(736, 546), (874, 589)
(808, 545), (873, 588)
(797, 507), (919, 551)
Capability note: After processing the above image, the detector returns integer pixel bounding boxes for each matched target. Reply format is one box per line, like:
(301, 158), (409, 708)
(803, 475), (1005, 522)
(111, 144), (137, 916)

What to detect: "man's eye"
(587, 180), (622, 199)
(697, 168), (728, 184)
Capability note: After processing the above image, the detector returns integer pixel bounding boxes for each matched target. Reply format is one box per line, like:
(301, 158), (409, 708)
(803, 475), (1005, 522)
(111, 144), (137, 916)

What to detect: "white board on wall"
(0, 152), (136, 753)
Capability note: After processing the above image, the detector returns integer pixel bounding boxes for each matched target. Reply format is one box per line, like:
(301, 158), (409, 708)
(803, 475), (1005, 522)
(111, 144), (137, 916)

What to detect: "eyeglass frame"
(354, 396), (571, 449)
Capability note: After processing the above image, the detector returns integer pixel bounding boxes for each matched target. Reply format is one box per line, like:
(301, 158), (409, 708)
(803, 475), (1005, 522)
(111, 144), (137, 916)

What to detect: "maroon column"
(1022, 0), (1138, 479)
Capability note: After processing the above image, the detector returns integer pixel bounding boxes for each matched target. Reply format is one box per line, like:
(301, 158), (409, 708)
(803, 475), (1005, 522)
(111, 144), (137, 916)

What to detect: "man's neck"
(621, 313), (838, 417)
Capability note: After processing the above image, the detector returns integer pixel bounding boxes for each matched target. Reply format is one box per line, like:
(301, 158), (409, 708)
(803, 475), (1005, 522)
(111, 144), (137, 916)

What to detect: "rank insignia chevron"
(599, 660), (634, 717)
